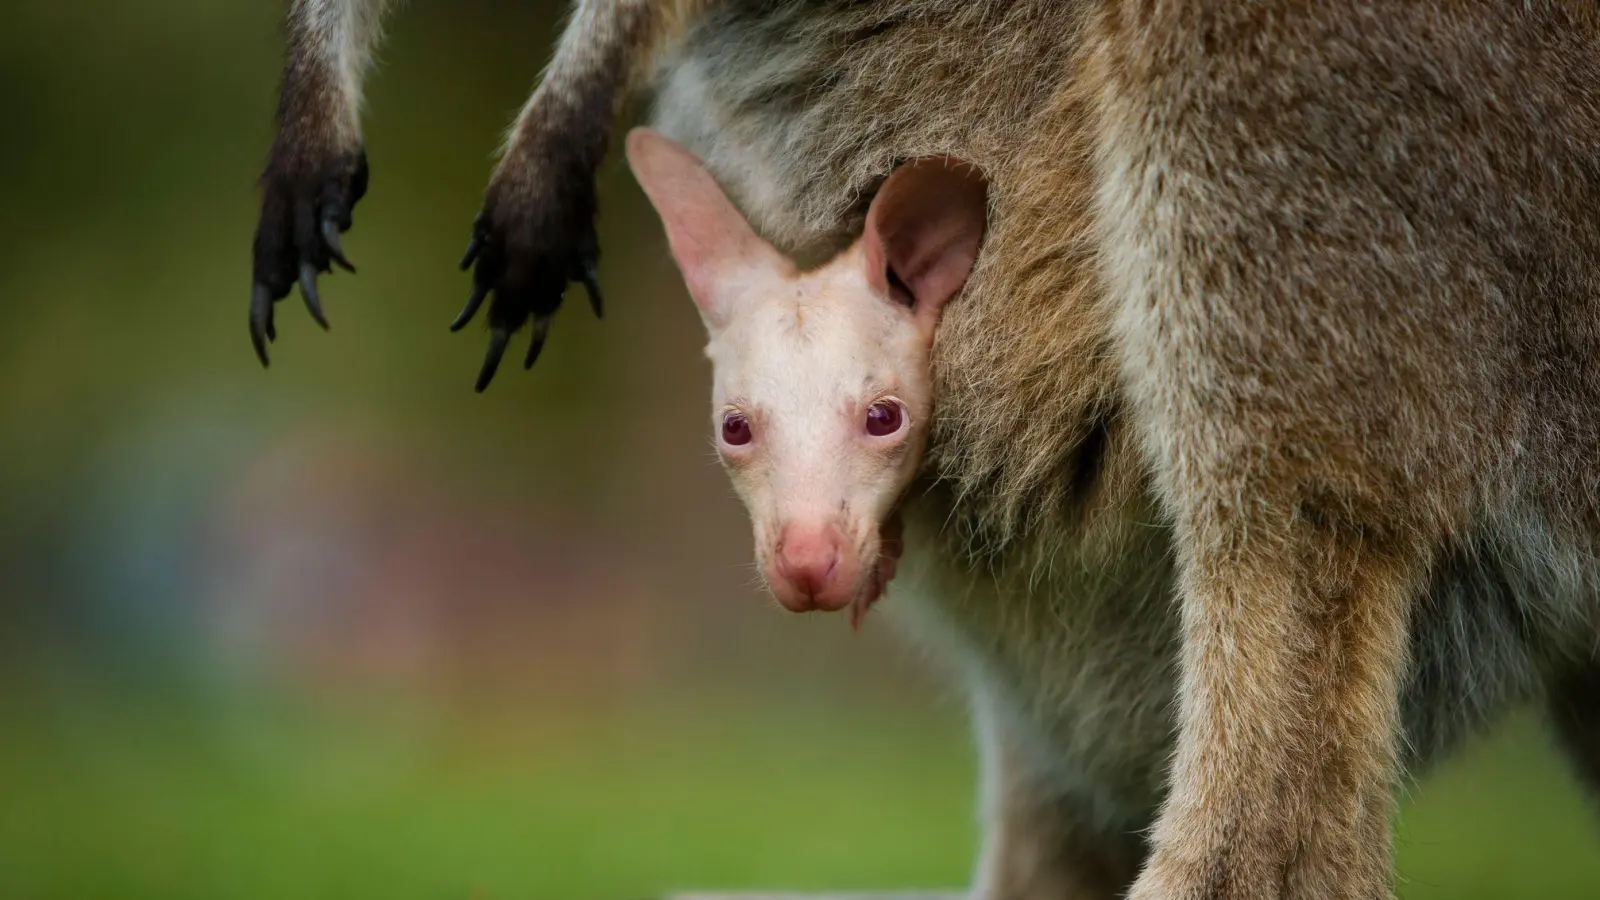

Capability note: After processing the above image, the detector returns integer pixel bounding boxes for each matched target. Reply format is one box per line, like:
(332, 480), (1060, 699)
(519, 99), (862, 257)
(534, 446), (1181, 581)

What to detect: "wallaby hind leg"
(1085, 1), (1600, 895)
(1549, 664), (1600, 797)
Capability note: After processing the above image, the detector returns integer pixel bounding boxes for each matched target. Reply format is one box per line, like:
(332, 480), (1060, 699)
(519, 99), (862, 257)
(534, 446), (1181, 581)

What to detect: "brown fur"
(274, 0), (391, 160)
(1084, 4), (1600, 896)
(649, 3), (1600, 896)
(249, 2), (1600, 898)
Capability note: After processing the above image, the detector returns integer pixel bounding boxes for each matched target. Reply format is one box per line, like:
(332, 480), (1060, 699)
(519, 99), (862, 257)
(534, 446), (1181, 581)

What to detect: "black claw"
(524, 318), (551, 369)
(298, 263), (330, 331)
(579, 259), (603, 319)
(250, 282), (276, 367)
(322, 219), (356, 273)
(460, 231), (485, 272)
(456, 174), (602, 388)
(250, 145), (368, 368)
(475, 328), (511, 393)
(451, 283), (489, 332)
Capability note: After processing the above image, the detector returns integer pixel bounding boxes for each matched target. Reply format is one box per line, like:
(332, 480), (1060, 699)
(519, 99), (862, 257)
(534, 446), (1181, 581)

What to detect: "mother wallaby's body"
(248, 1), (1600, 897)
(649, 3), (1600, 896)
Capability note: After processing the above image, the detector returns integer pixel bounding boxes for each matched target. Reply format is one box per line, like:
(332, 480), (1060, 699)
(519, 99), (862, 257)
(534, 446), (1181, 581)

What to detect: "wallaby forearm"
(272, 0), (396, 166)
(456, 0), (723, 390)
(249, 0), (396, 363)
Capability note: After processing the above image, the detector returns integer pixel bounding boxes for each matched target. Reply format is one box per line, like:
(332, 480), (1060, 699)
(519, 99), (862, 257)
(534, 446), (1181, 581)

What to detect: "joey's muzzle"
(768, 522), (854, 613)
(764, 515), (905, 625)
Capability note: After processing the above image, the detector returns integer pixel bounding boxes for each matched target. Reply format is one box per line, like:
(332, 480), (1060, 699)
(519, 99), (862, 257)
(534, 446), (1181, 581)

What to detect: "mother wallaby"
(247, 3), (1600, 898)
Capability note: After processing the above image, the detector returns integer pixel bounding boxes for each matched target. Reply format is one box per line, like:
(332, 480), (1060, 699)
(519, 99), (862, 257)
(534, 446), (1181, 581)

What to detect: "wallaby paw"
(249, 147), (369, 366)
(453, 164), (604, 392)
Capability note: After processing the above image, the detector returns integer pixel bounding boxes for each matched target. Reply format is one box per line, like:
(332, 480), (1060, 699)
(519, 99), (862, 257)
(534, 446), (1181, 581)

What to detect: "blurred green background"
(0, 2), (1595, 898)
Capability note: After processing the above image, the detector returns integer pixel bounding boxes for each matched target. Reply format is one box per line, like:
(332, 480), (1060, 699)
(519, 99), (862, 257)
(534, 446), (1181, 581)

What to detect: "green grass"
(0, 686), (1595, 900)
(0, 688), (976, 900)
(1394, 718), (1600, 899)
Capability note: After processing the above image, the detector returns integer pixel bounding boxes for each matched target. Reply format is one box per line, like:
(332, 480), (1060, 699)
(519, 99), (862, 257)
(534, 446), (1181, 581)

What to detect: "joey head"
(626, 127), (986, 625)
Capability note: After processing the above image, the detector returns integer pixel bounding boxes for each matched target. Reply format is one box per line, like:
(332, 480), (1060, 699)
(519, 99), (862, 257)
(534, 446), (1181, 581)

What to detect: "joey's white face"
(705, 243), (932, 622)
(625, 126), (984, 625)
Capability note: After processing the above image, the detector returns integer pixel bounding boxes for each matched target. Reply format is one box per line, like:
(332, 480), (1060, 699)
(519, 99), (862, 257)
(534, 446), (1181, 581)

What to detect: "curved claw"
(322, 219), (356, 273)
(460, 228), (487, 272)
(249, 282), (276, 367)
(475, 328), (511, 393)
(451, 283), (489, 332)
(524, 317), (552, 370)
(455, 177), (602, 388)
(298, 262), (330, 331)
(578, 258), (603, 319)
(250, 145), (368, 368)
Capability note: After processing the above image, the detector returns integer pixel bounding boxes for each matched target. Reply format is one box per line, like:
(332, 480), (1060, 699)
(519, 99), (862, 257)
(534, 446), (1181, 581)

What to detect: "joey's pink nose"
(772, 524), (846, 612)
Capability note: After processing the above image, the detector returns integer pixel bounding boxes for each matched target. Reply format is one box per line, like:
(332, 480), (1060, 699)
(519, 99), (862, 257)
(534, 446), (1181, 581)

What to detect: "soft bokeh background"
(1, 2), (1596, 898)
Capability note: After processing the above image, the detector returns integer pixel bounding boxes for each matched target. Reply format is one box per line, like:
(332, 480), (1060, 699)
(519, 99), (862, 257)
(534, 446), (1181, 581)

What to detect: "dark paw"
(249, 148), (369, 366)
(452, 182), (604, 393)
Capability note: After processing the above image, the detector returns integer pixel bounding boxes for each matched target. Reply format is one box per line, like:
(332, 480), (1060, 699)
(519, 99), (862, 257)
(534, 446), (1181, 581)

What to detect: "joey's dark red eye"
(722, 412), (753, 446)
(865, 401), (904, 437)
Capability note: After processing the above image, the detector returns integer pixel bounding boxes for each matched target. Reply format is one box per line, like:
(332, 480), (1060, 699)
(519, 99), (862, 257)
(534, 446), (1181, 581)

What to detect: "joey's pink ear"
(862, 157), (988, 339)
(625, 127), (787, 329)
